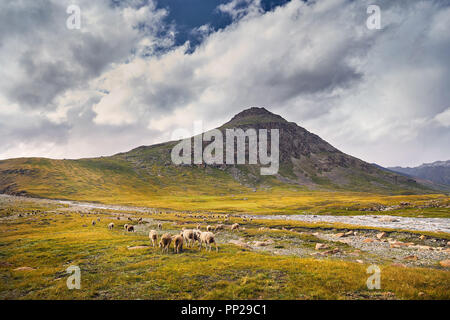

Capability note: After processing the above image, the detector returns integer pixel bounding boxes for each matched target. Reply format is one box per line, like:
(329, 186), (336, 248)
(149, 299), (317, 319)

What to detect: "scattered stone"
(391, 263), (407, 268)
(356, 259), (364, 264)
(315, 243), (329, 250)
(344, 231), (354, 236)
(418, 292), (425, 297)
(439, 259), (450, 268)
(376, 232), (386, 239)
(335, 232), (345, 238)
(419, 235), (426, 240)
(363, 238), (375, 243)
(13, 266), (36, 271)
(403, 255), (419, 261)
(229, 240), (252, 249)
(323, 248), (340, 255)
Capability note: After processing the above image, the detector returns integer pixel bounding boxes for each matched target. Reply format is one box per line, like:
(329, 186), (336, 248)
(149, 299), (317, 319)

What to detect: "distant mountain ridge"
(0, 107), (437, 201)
(389, 160), (450, 187)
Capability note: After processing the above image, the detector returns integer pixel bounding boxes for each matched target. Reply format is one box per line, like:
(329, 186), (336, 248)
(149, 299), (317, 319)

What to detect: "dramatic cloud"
(0, 0), (449, 167)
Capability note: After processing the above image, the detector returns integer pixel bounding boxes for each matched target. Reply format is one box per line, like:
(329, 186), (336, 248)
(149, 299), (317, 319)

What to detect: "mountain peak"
(224, 107), (288, 127)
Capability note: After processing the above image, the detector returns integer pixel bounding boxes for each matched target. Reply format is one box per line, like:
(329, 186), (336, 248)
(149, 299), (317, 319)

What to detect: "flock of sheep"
(102, 217), (241, 254)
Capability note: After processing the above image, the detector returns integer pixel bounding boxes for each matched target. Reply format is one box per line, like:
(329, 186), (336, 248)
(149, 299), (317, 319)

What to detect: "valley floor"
(0, 194), (449, 300)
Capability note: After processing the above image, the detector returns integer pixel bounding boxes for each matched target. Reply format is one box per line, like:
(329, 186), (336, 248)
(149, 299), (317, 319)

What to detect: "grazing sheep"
(181, 229), (195, 247)
(158, 223), (162, 230)
(92, 220), (96, 226)
(108, 223), (114, 230)
(159, 233), (172, 253)
(138, 217), (143, 224)
(206, 225), (213, 232)
(199, 232), (218, 252)
(172, 234), (184, 254)
(97, 217), (100, 222)
(231, 223), (239, 231)
(149, 230), (158, 247)
(214, 224), (225, 232)
(127, 225), (134, 232)
(124, 224), (129, 230)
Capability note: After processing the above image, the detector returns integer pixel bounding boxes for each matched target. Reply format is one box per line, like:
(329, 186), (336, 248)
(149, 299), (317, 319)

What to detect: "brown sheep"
(108, 223), (114, 230)
(199, 232), (218, 252)
(214, 224), (225, 232)
(172, 234), (183, 254)
(127, 225), (134, 232)
(231, 223), (239, 231)
(149, 230), (158, 247)
(159, 233), (172, 253)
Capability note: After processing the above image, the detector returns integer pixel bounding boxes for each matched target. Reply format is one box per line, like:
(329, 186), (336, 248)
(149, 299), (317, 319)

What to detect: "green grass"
(1, 209), (449, 300)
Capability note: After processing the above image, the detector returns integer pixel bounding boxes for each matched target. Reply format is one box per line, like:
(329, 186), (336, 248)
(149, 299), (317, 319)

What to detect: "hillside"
(0, 107), (436, 206)
(389, 161), (450, 187)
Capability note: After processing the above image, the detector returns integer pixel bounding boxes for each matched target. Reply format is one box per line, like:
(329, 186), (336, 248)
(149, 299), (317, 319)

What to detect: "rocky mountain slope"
(389, 160), (450, 187)
(0, 107), (434, 201)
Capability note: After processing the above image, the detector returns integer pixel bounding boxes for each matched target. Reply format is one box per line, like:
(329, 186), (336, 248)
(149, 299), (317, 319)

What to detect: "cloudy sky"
(0, 0), (449, 167)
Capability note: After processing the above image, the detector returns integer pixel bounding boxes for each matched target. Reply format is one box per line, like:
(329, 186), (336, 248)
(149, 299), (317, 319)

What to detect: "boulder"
(376, 232), (386, 239)
(13, 267), (36, 271)
(229, 240), (252, 249)
(315, 243), (329, 250)
(439, 259), (450, 267)
(403, 255), (419, 261)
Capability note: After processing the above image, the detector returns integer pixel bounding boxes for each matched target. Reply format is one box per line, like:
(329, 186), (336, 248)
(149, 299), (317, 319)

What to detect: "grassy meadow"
(0, 196), (449, 300)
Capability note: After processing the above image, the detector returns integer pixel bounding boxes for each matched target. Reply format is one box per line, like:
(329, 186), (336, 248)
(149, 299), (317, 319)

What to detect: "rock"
(416, 245), (433, 251)
(389, 241), (411, 248)
(356, 259), (364, 264)
(379, 217), (399, 222)
(439, 259), (450, 267)
(13, 266), (36, 271)
(447, 241), (450, 246)
(418, 292), (425, 297)
(344, 231), (354, 236)
(315, 243), (329, 250)
(363, 238), (375, 243)
(335, 233), (345, 238)
(403, 255), (419, 261)
(376, 232), (386, 239)
(419, 235), (426, 240)
(391, 263), (407, 268)
(127, 246), (150, 250)
(253, 241), (272, 247)
(229, 240), (252, 249)
(323, 248), (340, 255)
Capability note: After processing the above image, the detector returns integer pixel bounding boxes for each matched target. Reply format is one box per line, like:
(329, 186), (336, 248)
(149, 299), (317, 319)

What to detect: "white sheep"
(108, 223), (114, 230)
(231, 223), (239, 231)
(199, 232), (218, 252)
(181, 229), (196, 247)
(149, 230), (158, 247)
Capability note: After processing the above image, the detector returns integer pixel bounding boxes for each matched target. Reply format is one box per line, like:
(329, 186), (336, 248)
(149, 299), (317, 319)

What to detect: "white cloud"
(0, 0), (449, 168)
